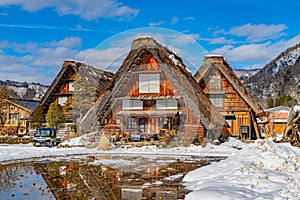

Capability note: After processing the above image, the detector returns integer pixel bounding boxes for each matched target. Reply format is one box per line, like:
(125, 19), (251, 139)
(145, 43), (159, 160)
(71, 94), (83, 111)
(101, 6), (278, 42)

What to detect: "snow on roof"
(266, 106), (291, 113)
(204, 54), (223, 57)
(293, 105), (300, 112)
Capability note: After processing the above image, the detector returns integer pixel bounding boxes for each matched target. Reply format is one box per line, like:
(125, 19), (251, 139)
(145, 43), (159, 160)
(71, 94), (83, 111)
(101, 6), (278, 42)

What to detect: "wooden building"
(258, 106), (290, 139)
(194, 55), (265, 140)
(79, 37), (228, 144)
(0, 98), (39, 135)
(39, 60), (114, 127)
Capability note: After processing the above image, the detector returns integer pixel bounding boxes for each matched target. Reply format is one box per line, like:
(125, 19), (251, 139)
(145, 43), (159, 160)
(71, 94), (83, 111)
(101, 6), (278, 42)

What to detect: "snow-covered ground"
(183, 139), (300, 200)
(0, 137), (299, 199)
(0, 137), (241, 162)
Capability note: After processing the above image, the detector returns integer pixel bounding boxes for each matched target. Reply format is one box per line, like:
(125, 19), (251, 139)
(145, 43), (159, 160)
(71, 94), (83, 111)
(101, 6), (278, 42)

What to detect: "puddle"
(0, 155), (224, 200)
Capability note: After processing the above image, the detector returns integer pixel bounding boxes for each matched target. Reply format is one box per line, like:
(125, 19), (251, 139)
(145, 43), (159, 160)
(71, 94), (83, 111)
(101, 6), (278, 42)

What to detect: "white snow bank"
(293, 105), (300, 112)
(0, 137), (241, 163)
(59, 136), (84, 147)
(0, 144), (98, 163)
(183, 140), (300, 200)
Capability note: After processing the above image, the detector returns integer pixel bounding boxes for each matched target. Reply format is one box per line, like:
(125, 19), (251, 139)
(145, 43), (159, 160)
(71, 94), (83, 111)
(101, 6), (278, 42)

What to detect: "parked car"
(33, 127), (60, 147)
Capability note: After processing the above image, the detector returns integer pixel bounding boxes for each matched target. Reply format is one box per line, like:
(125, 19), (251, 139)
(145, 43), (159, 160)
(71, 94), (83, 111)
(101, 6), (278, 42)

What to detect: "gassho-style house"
(79, 37), (229, 145)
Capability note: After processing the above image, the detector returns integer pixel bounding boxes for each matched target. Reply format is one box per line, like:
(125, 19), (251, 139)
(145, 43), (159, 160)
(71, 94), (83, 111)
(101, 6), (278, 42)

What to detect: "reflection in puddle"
(0, 155), (224, 199)
(0, 164), (55, 199)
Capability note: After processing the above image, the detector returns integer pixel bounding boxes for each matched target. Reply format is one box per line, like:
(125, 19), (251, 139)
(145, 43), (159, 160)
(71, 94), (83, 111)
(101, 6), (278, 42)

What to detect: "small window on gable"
(208, 75), (222, 90)
(58, 96), (68, 106)
(139, 74), (160, 94)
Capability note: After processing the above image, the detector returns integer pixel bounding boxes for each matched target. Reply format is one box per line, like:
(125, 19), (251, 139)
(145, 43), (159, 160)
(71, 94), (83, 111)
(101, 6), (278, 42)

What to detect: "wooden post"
(250, 111), (261, 139)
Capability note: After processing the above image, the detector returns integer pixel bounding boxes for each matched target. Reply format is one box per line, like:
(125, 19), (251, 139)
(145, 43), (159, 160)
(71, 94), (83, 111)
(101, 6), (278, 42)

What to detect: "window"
(208, 94), (224, 108)
(139, 74), (160, 93)
(127, 117), (137, 129)
(9, 113), (18, 124)
(208, 75), (221, 90)
(58, 96), (68, 106)
(122, 100), (143, 110)
(160, 117), (169, 129)
(156, 100), (178, 110)
(69, 82), (74, 92)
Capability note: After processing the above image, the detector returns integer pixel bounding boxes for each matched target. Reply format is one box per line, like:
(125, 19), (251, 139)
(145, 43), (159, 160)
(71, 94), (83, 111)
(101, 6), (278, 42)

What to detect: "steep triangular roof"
(39, 60), (114, 112)
(4, 98), (34, 113)
(194, 55), (265, 116)
(80, 37), (227, 133)
(8, 98), (39, 112)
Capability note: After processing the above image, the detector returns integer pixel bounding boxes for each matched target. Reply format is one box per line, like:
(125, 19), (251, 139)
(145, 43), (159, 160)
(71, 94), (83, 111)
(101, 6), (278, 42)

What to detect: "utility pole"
(273, 76), (276, 108)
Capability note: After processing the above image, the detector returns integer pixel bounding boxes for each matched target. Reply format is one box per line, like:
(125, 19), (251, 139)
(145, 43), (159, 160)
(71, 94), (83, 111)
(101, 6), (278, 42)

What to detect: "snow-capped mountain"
(244, 42), (300, 108)
(233, 68), (260, 81)
(0, 80), (48, 100)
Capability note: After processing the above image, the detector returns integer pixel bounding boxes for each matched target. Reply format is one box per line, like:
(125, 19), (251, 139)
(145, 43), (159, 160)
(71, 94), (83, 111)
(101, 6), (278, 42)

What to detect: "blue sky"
(0, 0), (299, 85)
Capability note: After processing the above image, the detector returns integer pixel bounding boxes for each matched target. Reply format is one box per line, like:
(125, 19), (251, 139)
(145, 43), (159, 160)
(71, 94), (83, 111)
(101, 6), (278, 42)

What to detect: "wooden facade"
(39, 60), (114, 124)
(79, 37), (228, 144)
(0, 98), (38, 135)
(258, 106), (290, 139)
(194, 55), (265, 140)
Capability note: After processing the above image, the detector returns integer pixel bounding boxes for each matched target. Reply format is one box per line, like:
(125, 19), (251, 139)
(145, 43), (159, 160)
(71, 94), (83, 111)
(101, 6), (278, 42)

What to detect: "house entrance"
(139, 118), (147, 133)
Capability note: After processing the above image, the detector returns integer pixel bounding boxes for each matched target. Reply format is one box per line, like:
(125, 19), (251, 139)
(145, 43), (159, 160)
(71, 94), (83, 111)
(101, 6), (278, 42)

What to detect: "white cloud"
(48, 37), (82, 48)
(210, 33), (300, 64)
(209, 37), (236, 45)
(149, 21), (165, 27)
(75, 47), (128, 71)
(171, 17), (179, 25)
(171, 33), (200, 46)
(0, 63), (55, 84)
(0, 37), (82, 84)
(215, 23), (287, 42)
(0, 0), (139, 21)
(184, 17), (195, 21)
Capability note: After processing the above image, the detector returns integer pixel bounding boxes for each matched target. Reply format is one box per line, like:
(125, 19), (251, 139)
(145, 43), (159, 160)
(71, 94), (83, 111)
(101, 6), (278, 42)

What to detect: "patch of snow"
(183, 139), (300, 200)
(169, 54), (178, 65)
(59, 136), (84, 147)
(293, 105), (300, 112)
(164, 173), (184, 181)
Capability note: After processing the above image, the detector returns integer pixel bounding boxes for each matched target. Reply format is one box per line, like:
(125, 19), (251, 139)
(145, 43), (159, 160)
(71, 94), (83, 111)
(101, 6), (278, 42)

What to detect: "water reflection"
(0, 163), (55, 199)
(0, 155), (223, 200)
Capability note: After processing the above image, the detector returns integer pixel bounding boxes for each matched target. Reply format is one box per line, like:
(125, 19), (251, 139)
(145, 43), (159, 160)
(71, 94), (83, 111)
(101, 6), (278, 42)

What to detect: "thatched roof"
(8, 98), (39, 112)
(3, 98), (37, 113)
(80, 37), (227, 133)
(194, 55), (265, 116)
(39, 60), (114, 113)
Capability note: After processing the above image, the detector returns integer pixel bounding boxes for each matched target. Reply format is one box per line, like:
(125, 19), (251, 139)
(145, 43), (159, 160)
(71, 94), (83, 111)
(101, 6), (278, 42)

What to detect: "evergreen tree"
(267, 94), (297, 108)
(0, 86), (9, 129)
(30, 104), (45, 129)
(46, 102), (65, 130)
